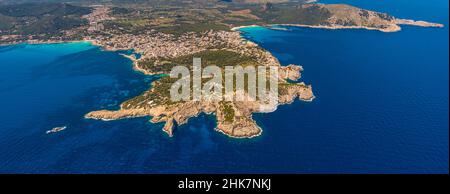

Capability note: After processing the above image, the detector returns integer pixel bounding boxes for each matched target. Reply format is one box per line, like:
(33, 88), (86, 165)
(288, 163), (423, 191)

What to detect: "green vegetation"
(250, 4), (332, 25)
(0, 14), (14, 30)
(111, 7), (134, 15)
(1, 1), (398, 40)
(170, 50), (256, 68)
(278, 82), (307, 96)
(278, 83), (291, 96)
(0, 3), (92, 35)
(0, 3), (91, 17)
(138, 50), (258, 74)
(220, 101), (235, 123)
(131, 50), (265, 106)
(122, 76), (177, 107)
(157, 23), (231, 36)
(103, 2), (328, 35)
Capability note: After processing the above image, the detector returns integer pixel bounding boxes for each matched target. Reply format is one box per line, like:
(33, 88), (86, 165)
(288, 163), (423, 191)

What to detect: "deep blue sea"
(0, 1), (448, 173)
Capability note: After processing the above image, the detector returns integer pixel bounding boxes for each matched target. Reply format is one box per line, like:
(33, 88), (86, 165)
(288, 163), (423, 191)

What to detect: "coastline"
(6, 13), (433, 139)
(0, 39), (95, 47)
(231, 19), (444, 33)
(9, 30), (314, 139)
(6, 15), (441, 139)
(275, 24), (402, 32)
(0, 1), (447, 173)
(0, 39), (154, 77)
(232, 24), (402, 33)
(0, 38), (123, 52)
(1, 18), (413, 139)
(231, 24), (262, 31)
(3, 18), (443, 48)
(119, 53), (160, 76)
(214, 125), (263, 139)
(231, 24), (401, 32)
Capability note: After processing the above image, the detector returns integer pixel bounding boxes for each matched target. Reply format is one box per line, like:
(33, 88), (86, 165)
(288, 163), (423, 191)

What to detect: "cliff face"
(251, 3), (443, 32)
(300, 4), (443, 32)
(86, 81), (314, 138)
(321, 4), (397, 30)
(53, 2), (442, 138)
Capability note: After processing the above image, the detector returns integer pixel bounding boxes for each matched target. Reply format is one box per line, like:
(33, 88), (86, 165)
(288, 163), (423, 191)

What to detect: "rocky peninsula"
(85, 29), (315, 138)
(231, 4), (444, 33)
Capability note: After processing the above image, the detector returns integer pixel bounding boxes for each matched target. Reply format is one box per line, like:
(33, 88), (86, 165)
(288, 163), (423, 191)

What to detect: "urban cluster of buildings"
(83, 6), (112, 32)
(89, 27), (280, 69)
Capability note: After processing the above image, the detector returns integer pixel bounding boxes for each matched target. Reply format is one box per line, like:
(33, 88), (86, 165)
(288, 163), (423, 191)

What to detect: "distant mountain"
(0, 0), (292, 5)
(0, 3), (91, 35)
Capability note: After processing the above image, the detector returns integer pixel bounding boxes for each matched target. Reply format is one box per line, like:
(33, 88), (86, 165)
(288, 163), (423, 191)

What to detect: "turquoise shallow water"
(0, 1), (448, 173)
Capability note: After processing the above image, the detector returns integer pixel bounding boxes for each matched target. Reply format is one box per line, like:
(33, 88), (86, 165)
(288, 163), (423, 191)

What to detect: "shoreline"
(214, 126), (263, 139)
(9, 30), (314, 139)
(1, 38), (119, 52)
(1, 21), (388, 139)
(277, 24), (401, 32)
(231, 24), (262, 31)
(231, 19), (444, 33)
(119, 53), (157, 76)
(233, 24), (402, 33)
(0, 39), (94, 47)
(0, 39), (155, 76)
(3, 18), (443, 47)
